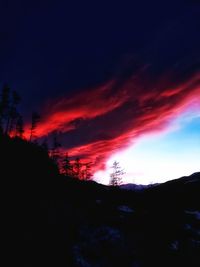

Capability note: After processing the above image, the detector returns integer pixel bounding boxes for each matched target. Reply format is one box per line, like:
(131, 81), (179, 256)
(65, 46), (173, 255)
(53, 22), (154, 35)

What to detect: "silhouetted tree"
(62, 153), (73, 176)
(0, 86), (22, 135)
(30, 112), (40, 142)
(73, 157), (82, 179)
(0, 111), (2, 134)
(110, 161), (125, 186)
(15, 115), (24, 138)
(0, 85), (11, 133)
(41, 137), (49, 153)
(8, 90), (21, 134)
(51, 132), (61, 164)
(82, 162), (93, 180)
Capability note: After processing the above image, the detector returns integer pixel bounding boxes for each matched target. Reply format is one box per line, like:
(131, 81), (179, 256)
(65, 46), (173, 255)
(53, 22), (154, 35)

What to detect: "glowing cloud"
(24, 64), (200, 181)
(95, 109), (200, 185)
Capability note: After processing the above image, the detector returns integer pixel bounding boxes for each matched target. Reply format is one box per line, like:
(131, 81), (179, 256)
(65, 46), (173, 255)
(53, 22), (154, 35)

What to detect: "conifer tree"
(8, 90), (21, 134)
(0, 86), (22, 135)
(15, 115), (24, 138)
(41, 137), (49, 153)
(30, 112), (40, 142)
(62, 153), (73, 176)
(51, 132), (61, 164)
(0, 85), (11, 133)
(84, 162), (92, 180)
(73, 157), (82, 179)
(110, 161), (125, 186)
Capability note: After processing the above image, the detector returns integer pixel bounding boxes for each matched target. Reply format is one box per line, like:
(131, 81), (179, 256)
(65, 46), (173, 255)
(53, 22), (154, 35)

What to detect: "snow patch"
(170, 240), (179, 251)
(185, 210), (200, 220)
(118, 205), (134, 213)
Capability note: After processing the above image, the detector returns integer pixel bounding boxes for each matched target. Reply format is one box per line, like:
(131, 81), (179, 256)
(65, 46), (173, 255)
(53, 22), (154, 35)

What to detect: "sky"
(0, 0), (199, 184)
(95, 108), (200, 184)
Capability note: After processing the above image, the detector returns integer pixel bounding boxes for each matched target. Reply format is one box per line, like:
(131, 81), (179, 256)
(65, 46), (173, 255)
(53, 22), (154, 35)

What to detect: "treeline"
(0, 85), (125, 185)
(0, 85), (93, 181)
(0, 85), (23, 137)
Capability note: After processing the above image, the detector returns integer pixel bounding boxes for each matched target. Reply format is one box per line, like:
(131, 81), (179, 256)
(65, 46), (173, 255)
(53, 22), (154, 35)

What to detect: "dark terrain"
(2, 134), (200, 267)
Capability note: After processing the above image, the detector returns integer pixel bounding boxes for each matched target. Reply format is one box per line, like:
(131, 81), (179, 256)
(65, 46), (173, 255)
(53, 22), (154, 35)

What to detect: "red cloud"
(24, 68), (200, 175)
(24, 80), (130, 137)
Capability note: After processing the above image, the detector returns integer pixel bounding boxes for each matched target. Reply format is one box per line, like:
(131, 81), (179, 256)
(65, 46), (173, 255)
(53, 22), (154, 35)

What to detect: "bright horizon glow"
(94, 108), (200, 185)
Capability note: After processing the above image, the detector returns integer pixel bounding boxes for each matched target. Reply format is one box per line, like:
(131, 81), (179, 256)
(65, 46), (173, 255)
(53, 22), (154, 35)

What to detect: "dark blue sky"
(0, 0), (199, 114)
(1, 1), (199, 182)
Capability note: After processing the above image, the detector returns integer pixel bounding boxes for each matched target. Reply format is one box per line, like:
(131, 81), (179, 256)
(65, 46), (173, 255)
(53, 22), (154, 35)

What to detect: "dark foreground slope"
(1, 135), (200, 267)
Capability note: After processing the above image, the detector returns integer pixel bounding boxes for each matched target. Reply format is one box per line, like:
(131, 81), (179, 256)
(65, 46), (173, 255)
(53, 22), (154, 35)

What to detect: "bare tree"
(110, 161), (125, 186)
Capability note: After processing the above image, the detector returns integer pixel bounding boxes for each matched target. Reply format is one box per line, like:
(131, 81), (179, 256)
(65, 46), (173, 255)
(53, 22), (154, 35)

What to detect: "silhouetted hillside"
(2, 134), (200, 267)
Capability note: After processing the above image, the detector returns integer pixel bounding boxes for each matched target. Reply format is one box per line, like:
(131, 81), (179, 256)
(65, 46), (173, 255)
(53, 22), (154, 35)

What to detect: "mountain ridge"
(1, 134), (200, 267)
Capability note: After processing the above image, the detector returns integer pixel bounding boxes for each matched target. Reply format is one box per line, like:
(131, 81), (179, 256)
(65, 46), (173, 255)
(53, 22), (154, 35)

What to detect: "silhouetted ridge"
(1, 134), (59, 191)
(2, 134), (200, 267)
